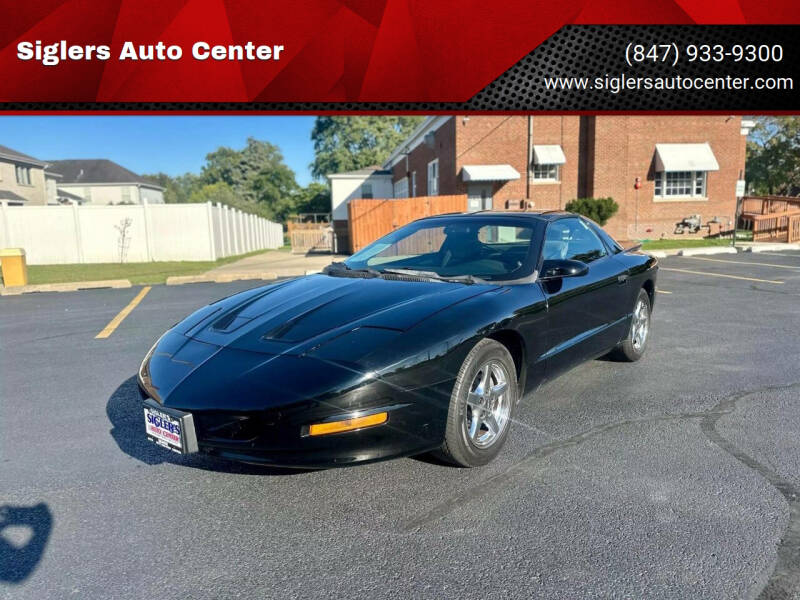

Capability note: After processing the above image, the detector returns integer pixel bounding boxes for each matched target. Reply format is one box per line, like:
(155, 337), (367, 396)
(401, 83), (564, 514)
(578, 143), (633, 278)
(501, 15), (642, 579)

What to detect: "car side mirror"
(539, 258), (589, 280)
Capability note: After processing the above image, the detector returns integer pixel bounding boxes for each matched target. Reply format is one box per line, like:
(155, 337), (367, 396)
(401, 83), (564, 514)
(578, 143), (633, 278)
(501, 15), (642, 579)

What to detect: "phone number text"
(625, 43), (784, 67)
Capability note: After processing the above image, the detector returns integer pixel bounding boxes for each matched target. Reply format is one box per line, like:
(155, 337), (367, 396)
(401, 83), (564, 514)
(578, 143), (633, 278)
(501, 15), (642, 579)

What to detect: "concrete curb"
(166, 272), (278, 286)
(645, 243), (799, 259)
(0, 279), (132, 296)
(677, 246), (738, 256)
(644, 247), (737, 258)
(741, 243), (800, 253)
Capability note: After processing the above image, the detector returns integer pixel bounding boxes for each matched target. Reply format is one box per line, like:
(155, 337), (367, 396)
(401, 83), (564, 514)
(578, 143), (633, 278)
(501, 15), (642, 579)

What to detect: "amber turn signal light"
(308, 412), (388, 436)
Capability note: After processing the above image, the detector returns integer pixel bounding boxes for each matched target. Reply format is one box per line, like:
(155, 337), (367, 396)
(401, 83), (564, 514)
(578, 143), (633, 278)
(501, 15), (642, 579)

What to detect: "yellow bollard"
(0, 248), (28, 287)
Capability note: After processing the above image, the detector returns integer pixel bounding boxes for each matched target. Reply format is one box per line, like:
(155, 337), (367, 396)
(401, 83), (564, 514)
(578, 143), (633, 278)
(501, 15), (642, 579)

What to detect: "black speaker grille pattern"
(466, 25), (798, 111)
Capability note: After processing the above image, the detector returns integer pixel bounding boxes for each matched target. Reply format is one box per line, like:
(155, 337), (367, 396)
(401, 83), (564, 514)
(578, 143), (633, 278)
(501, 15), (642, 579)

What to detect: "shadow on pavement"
(0, 503), (53, 584)
(107, 376), (307, 476)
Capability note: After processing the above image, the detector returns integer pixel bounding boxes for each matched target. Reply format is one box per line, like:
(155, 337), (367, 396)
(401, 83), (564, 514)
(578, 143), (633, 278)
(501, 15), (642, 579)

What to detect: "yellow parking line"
(657, 290), (672, 294)
(95, 286), (151, 339)
(682, 255), (800, 270)
(661, 268), (784, 285)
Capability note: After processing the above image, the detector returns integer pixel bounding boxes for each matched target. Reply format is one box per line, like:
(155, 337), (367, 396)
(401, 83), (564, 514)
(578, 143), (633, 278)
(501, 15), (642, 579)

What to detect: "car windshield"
(344, 217), (542, 282)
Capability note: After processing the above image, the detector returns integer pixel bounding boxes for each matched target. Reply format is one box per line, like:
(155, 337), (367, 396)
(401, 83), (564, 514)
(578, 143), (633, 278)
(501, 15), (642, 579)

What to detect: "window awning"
(461, 164), (521, 182)
(655, 143), (719, 172)
(533, 145), (567, 165)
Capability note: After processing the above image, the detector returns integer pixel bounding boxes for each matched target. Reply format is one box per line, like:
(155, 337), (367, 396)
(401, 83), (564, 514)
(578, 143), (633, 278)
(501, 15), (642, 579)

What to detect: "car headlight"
(138, 332), (166, 389)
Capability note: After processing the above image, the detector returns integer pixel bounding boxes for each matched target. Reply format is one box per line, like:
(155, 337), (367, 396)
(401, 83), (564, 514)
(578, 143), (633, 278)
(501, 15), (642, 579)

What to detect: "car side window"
(586, 219), (623, 254)
(543, 218), (607, 263)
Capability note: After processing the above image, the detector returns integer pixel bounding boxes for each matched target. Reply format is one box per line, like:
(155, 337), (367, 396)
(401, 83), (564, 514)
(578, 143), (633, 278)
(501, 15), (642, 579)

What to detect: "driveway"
(1, 251), (799, 599)
(205, 250), (345, 278)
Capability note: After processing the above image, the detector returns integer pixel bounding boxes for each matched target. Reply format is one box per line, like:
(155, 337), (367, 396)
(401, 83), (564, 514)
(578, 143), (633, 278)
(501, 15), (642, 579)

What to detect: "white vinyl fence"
(0, 201), (284, 265)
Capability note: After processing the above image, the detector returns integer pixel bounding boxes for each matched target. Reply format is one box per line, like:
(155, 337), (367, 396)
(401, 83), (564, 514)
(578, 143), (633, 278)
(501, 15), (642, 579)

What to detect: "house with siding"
(329, 116), (754, 248)
(45, 159), (165, 205)
(327, 165), (393, 253)
(0, 144), (52, 205)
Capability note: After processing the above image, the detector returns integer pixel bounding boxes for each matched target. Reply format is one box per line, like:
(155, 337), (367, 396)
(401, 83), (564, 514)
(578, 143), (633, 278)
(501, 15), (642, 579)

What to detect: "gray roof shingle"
(328, 165), (392, 177)
(0, 144), (46, 167)
(45, 159), (162, 187)
(0, 189), (29, 202)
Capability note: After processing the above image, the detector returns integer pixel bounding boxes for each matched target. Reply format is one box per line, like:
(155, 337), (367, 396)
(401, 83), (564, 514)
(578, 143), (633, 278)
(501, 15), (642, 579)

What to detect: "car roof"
(418, 210), (574, 223)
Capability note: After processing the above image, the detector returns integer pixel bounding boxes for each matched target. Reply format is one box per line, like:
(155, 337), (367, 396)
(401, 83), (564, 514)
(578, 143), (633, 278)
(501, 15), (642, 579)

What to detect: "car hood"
(173, 274), (494, 356)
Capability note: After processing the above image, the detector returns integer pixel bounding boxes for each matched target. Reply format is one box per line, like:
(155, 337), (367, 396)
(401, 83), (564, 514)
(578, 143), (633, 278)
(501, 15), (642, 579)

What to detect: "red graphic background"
(0, 0), (797, 102)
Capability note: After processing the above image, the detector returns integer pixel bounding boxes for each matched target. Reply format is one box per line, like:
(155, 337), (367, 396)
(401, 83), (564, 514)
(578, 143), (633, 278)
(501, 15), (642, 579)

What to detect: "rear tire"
(437, 339), (518, 467)
(612, 288), (651, 362)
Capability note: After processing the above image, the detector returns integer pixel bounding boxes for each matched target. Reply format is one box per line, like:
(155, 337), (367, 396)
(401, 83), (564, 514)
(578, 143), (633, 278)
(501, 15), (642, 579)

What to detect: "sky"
(0, 116), (317, 186)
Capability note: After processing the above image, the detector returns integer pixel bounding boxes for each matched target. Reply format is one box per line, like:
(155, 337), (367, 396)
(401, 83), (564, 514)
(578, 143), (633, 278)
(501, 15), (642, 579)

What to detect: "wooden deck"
(739, 196), (800, 243)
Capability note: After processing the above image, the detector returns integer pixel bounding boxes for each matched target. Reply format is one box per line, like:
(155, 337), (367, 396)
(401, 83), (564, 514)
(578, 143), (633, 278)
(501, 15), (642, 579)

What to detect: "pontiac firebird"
(138, 211), (657, 468)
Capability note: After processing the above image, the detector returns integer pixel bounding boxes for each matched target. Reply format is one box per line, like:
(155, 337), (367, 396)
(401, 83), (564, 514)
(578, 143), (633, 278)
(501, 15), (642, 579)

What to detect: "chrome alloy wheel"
(631, 296), (650, 351)
(464, 360), (511, 448)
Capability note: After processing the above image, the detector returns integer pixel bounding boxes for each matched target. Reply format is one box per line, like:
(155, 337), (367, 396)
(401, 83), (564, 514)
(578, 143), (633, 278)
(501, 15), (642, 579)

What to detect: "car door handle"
(617, 273), (629, 284)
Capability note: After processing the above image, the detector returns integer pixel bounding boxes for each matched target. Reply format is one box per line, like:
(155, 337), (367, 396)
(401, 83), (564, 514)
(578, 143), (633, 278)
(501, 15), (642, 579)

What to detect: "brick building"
(378, 115), (751, 241)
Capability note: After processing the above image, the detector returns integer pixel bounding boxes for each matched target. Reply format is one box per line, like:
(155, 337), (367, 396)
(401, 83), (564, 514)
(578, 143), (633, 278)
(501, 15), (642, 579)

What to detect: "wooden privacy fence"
(347, 195), (467, 252)
(790, 214), (800, 243)
(290, 228), (332, 254)
(288, 217), (332, 254)
(739, 195), (800, 243)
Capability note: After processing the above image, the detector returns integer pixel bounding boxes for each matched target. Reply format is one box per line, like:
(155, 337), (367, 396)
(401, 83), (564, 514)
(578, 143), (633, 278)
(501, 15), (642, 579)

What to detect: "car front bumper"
(138, 379), (453, 468)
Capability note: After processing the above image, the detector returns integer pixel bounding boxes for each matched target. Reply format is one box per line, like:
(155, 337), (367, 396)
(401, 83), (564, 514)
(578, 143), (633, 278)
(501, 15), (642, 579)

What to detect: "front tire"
(613, 287), (651, 362)
(437, 339), (518, 467)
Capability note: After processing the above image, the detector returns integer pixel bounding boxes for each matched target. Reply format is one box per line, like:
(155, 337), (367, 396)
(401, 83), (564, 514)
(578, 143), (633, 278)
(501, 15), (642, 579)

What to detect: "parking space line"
(661, 268), (784, 285)
(95, 286), (152, 339)
(657, 290), (672, 294)
(682, 256), (800, 270)
(751, 251), (800, 258)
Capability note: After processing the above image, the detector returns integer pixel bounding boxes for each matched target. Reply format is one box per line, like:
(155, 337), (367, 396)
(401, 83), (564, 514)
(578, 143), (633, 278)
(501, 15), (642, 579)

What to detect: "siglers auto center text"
(17, 40), (285, 66)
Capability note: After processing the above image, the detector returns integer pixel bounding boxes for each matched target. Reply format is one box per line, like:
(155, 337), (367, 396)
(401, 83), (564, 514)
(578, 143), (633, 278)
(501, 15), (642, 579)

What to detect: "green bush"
(564, 197), (619, 226)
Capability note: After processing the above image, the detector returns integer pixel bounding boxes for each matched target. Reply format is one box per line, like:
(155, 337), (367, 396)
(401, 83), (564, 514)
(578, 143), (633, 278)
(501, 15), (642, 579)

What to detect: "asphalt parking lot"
(1, 250), (799, 600)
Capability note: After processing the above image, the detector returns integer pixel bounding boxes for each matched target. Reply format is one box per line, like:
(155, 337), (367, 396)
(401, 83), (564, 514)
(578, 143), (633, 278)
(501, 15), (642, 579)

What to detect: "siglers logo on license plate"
(144, 407), (183, 453)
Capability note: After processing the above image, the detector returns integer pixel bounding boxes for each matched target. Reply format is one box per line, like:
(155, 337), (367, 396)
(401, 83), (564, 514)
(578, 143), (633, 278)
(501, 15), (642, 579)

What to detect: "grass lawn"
(640, 238), (735, 251)
(641, 230), (752, 251)
(23, 250), (270, 286)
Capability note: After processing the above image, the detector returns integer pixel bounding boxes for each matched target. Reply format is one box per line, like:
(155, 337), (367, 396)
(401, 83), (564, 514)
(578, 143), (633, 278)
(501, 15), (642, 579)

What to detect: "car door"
(539, 217), (629, 378)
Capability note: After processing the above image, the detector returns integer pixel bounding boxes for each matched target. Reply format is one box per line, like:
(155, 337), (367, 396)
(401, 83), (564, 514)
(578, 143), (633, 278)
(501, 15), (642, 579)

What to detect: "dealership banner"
(0, 0), (797, 110)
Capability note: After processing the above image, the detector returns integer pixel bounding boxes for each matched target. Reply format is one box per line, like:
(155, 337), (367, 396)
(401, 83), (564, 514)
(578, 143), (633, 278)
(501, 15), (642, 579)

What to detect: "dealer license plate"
(143, 404), (198, 454)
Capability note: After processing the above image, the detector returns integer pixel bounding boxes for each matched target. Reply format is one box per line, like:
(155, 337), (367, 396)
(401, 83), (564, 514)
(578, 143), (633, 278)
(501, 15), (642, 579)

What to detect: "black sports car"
(139, 211), (657, 468)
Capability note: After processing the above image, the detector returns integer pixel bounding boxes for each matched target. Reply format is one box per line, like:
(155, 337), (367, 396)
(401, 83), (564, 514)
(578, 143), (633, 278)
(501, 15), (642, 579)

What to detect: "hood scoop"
(186, 275), (494, 353)
(210, 298), (260, 333)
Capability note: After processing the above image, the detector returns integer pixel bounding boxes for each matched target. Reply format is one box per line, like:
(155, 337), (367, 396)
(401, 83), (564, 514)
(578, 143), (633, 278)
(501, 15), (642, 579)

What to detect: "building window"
(360, 183), (373, 199)
(655, 171), (707, 198)
(121, 186), (132, 203)
(411, 171), (417, 196)
(393, 178), (408, 199)
(15, 166), (32, 185)
(532, 163), (560, 181)
(694, 171), (707, 196)
(427, 160), (439, 196)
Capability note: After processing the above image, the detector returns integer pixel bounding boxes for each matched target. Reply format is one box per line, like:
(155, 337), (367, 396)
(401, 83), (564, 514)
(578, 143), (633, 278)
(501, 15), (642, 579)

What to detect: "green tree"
(294, 182), (331, 215)
(200, 138), (300, 221)
(141, 172), (171, 189)
(142, 172), (201, 204)
(202, 138), (298, 201)
(310, 116), (424, 179)
(565, 197), (619, 225)
(746, 116), (800, 195)
(145, 138), (303, 223)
